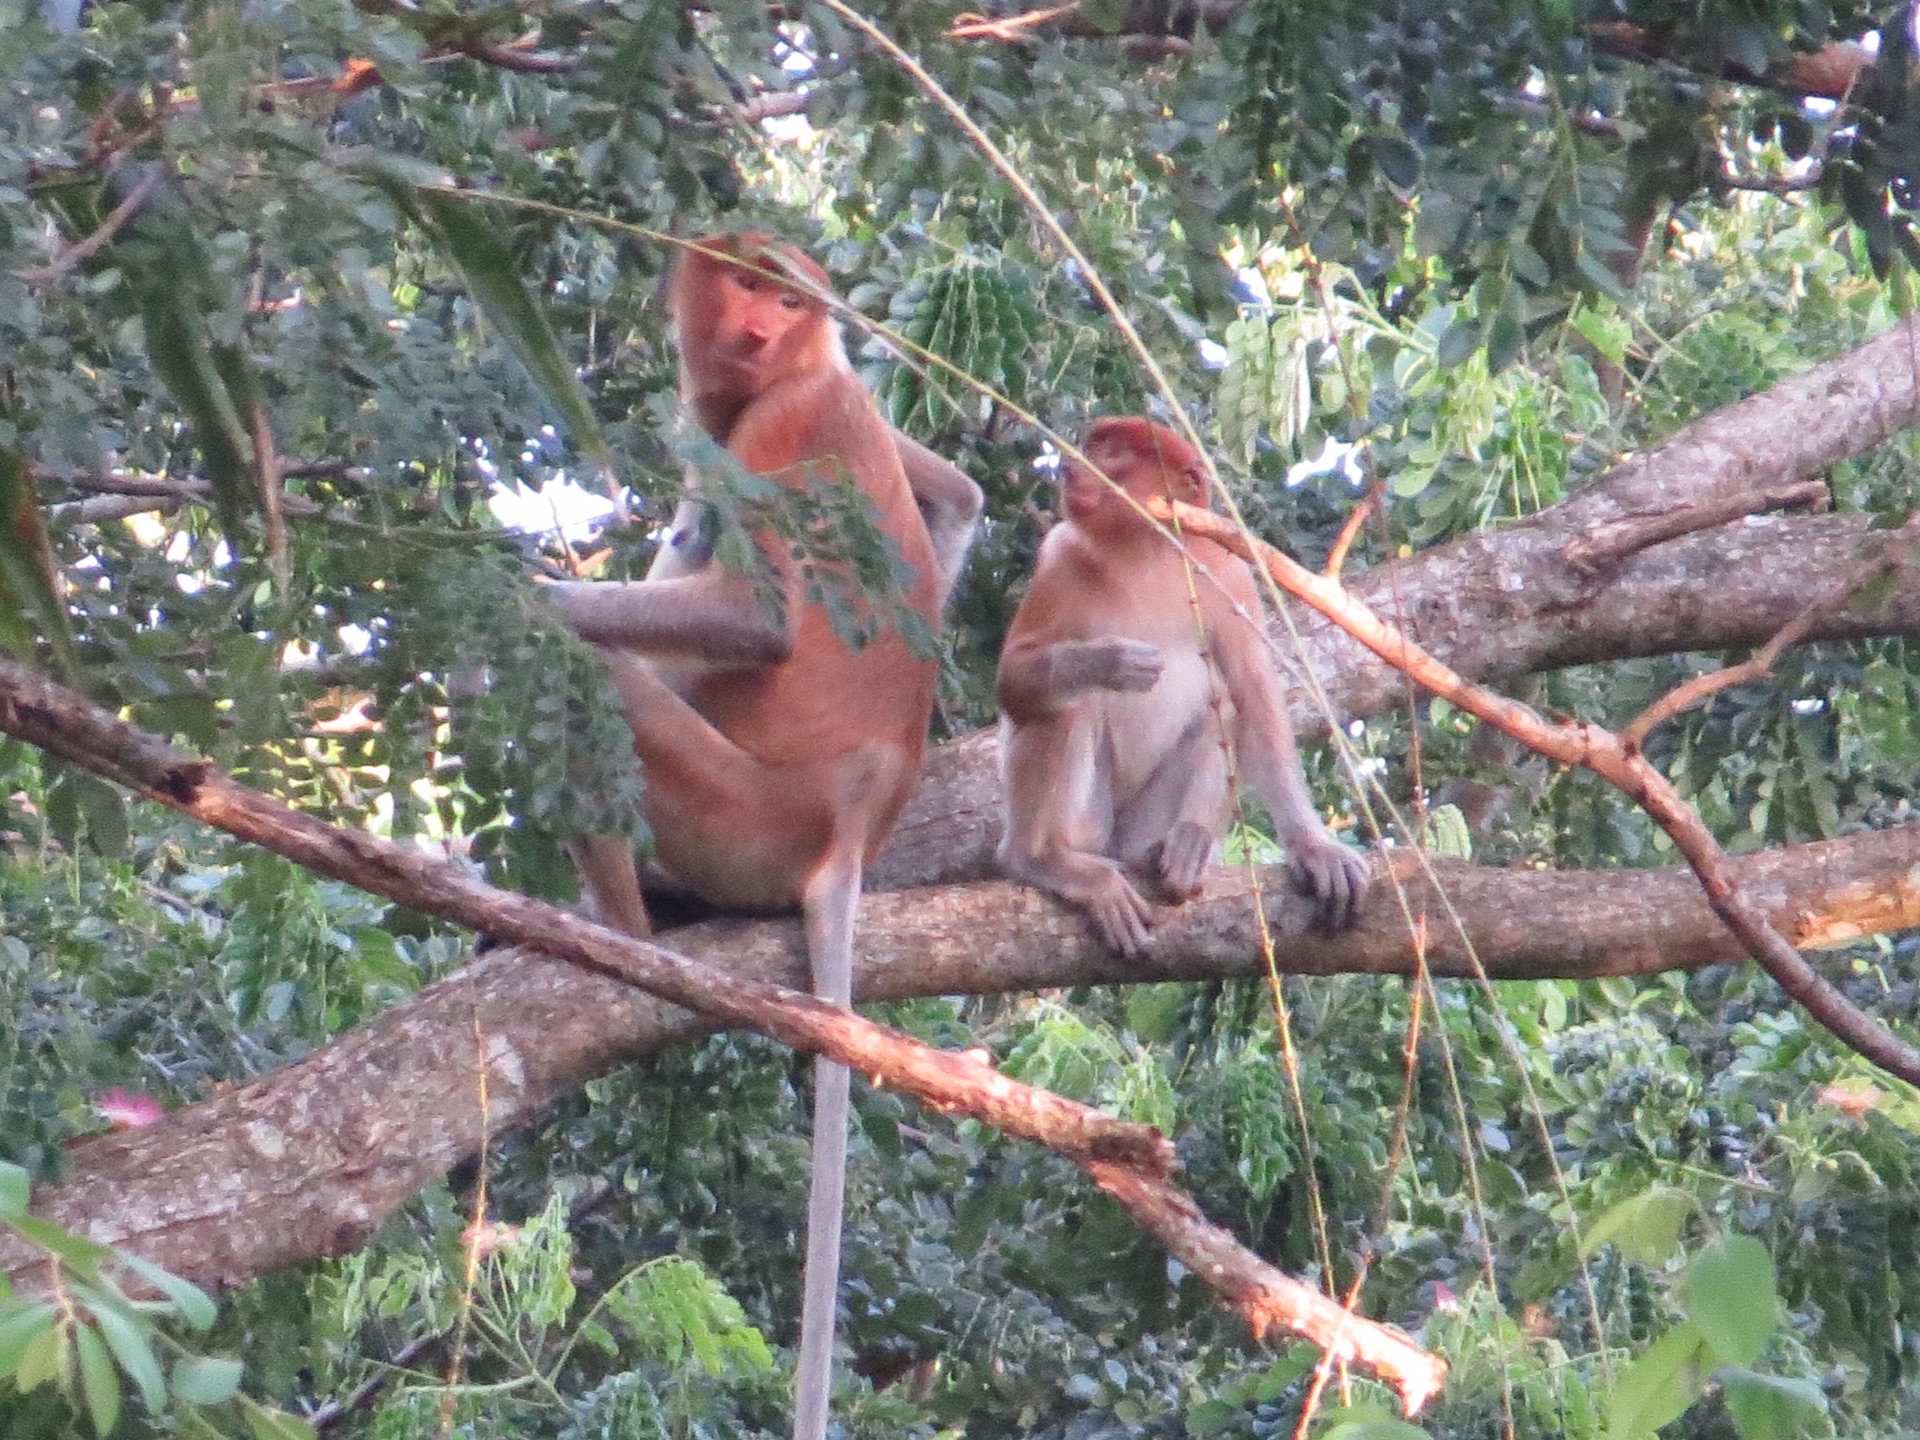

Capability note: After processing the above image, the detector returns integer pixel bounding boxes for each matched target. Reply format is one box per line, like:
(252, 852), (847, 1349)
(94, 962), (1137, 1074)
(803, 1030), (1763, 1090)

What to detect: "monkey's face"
(699, 265), (820, 379)
(1064, 430), (1209, 532)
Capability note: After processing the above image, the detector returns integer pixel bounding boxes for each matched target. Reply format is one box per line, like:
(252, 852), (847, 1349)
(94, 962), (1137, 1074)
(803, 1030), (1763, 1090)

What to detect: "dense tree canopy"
(4, 0), (1920, 1436)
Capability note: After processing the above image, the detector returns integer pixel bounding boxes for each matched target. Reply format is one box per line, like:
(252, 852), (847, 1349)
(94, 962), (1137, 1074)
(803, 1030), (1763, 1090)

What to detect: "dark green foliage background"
(4, 0), (1920, 1435)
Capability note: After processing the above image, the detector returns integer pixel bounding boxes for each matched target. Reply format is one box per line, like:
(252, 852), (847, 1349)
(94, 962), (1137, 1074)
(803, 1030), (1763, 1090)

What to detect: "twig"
(15, 166), (165, 287)
(0, 658), (1446, 1412)
(1561, 480), (1829, 573)
(946, 3), (1081, 40)
(309, 1335), (437, 1430)
(1323, 486), (1380, 578)
(1621, 529), (1912, 748)
(1148, 496), (1920, 1086)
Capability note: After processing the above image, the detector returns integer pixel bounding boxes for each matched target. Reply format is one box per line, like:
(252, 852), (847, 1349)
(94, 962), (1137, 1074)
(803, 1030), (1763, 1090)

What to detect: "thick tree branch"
(875, 305), (1920, 889)
(1156, 495), (1920, 1082)
(0, 658), (1444, 1409)
(3, 812), (1914, 1302)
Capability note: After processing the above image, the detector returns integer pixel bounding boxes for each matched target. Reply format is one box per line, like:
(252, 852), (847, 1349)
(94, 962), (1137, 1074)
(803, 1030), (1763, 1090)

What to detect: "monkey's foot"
(1147, 821), (1213, 903)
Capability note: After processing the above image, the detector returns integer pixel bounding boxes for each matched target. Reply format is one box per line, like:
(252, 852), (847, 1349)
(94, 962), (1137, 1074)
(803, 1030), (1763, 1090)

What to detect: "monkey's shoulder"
(729, 368), (894, 479)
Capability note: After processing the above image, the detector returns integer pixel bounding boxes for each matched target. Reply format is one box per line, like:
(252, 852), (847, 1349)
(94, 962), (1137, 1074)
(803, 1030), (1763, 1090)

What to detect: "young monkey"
(544, 234), (951, 1440)
(995, 417), (1370, 953)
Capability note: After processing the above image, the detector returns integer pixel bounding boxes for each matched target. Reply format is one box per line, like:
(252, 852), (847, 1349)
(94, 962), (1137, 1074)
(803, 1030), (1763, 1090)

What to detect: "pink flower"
(97, 1088), (164, 1130)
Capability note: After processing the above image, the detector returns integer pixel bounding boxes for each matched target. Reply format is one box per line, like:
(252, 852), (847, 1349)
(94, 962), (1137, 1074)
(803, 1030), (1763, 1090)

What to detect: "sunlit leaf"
(74, 1323), (122, 1436)
(1718, 1367), (1826, 1440)
(1686, 1235), (1778, 1368)
(1606, 1321), (1711, 1439)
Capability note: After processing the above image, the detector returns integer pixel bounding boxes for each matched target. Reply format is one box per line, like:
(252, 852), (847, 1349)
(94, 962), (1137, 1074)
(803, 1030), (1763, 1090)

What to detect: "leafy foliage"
(3, 0), (1920, 1436)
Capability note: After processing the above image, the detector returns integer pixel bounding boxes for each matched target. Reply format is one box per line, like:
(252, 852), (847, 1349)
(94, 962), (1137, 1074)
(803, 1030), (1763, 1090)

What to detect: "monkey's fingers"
(1086, 871), (1157, 955)
(1290, 844), (1369, 936)
(1084, 637), (1164, 693)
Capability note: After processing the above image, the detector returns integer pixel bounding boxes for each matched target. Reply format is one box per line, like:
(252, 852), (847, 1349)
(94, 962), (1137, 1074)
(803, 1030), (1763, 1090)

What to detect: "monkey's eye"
(778, 292), (804, 311)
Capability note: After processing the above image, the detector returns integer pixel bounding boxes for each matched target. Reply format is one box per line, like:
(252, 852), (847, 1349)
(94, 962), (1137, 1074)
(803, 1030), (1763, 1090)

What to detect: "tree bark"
(8, 822), (1916, 1293)
(874, 511), (1920, 889)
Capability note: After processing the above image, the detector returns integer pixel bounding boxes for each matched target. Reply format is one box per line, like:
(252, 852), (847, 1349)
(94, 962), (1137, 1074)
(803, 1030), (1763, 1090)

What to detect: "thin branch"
(1587, 23), (1876, 102)
(44, 494), (187, 526)
(308, 1335), (437, 1431)
(1323, 486), (1379, 578)
(14, 166), (165, 287)
(437, 37), (581, 75)
(947, 3), (1083, 41)
(1621, 534), (1909, 748)
(1722, 168), (1823, 195)
(1149, 496), (1920, 1086)
(249, 400), (291, 596)
(0, 658), (1445, 1412)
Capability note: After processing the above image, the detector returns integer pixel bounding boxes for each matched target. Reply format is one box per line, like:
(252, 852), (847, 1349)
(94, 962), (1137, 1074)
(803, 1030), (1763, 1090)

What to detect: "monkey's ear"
(1180, 464), (1211, 506)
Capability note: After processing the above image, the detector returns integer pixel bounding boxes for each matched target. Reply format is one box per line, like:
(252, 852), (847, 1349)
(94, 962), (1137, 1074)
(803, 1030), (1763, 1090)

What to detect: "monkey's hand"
(1081, 864), (1158, 955)
(1287, 838), (1370, 936)
(1055, 637), (1163, 694)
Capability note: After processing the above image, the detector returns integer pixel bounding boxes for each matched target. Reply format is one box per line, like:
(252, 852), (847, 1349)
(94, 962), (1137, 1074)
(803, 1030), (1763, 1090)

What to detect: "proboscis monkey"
(544, 235), (948, 1440)
(995, 417), (1370, 953)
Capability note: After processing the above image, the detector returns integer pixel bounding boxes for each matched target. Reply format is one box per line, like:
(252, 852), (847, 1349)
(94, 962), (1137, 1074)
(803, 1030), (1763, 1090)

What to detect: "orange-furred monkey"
(996, 417), (1370, 953)
(545, 235), (956, 1440)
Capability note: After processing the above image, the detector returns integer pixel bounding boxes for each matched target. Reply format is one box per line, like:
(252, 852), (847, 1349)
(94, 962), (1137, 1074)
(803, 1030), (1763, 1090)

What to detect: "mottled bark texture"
(877, 295), (1920, 888)
(5, 824), (1917, 1293)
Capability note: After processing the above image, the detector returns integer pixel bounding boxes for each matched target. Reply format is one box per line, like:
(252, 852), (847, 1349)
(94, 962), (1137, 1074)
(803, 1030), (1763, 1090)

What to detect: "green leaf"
(119, 1255), (218, 1331)
(240, 1393), (320, 1439)
(8, 1213), (114, 1270)
(1125, 983), (1186, 1042)
(1606, 1321), (1712, 1439)
(1718, 1368), (1826, 1440)
(0, 1160), (29, 1216)
(389, 180), (615, 483)
(1186, 1398), (1238, 1434)
(1686, 1235), (1778, 1367)
(88, 1296), (166, 1411)
(173, 1353), (244, 1405)
(74, 1323), (122, 1437)
(1320, 1402), (1432, 1440)
(0, 1300), (57, 1376)
(14, 1320), (67, 1392)
(1581, 1186), (1695, 1265)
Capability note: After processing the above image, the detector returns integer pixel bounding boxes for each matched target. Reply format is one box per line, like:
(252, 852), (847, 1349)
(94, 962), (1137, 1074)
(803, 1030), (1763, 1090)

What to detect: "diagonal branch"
(0, 657), (1445, 1412)
(1621, 535), (1912, 748)
(1152, 497), (1920, 1085)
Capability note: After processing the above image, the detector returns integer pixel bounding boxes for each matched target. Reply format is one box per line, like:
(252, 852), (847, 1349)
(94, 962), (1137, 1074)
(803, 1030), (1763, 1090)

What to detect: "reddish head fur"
(1063, 416), (1210, 529)
(672, 233), (841, 439)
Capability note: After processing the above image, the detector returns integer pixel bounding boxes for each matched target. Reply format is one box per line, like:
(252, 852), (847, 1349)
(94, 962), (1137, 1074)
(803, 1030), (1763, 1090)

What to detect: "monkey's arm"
(995, 636), (1164, 720)
(891, 431), (982, 603)
(544, 568), (795, 665)
(1213, 593), (1369, 931)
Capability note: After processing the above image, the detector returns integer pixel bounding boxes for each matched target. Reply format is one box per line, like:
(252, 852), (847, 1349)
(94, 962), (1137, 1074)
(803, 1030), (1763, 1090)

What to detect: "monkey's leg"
(1111, 710), (1232, 904)
(595, 649), (832, 911)
(567, 835), (655, 937)
(997, 710), (1159, 955)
